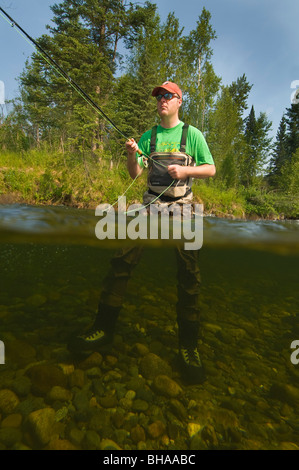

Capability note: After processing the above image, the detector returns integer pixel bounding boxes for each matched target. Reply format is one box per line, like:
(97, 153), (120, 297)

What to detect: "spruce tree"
(114, 3), (163, 140)
(180, 7), (221, 132)
(285, 103), (299, 157)
(242, 106), (272, 187)
(228, 74), (253, 122)
(267, 115), (288, 186)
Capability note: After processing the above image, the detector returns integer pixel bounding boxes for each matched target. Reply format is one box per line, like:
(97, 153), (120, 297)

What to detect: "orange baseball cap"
(152, 81), (182, 99)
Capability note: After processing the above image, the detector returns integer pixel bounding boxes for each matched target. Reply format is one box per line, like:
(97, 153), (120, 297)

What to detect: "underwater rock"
(1, 413), (23, 428)
(131, 399), (149, 412)
(68, 427), (85, 447)
(147, 420), (166, 439)
(46, 386), (73, 403)
(26, 294), (47, 307)
(11, 375), (32, 397)
(57, 363), (75, 376)
(85, 367), (102, 379)
(84, 430), (102, 450)
(189, 433), (209, 451)
(73, 389), (92, 413)
(0, 389), (20, 415)
(187, 422), (202, 438)
(0, 428), (23, 448)
(269, 383), (299, 408)
(201, 425), (218, 447)
(152, 375), (182, 398)
(26, 407), (57, 446)
(15, 396), (46, 419)
(5, 339), (36, 367)
(125, 390), (136, 401)
(79, 352), (103, 370)
(26, 364), (68, 396)
(119, 397), (133, 411)
(169, 398), (188, 421)
(69, 369), (86, 389)
(278, 442), (299, 450)
(130, 343), (150, 357)
(98, 395), (118, 409)
(47, 438), (78, 450)
(100, 438), (122, 450)
(139, 353), (172, 380)
(89, 408), (111, 433)
(130, 424), (146, 444)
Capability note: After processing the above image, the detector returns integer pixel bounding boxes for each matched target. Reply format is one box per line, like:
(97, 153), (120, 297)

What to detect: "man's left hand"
(168, 165), (189, 180)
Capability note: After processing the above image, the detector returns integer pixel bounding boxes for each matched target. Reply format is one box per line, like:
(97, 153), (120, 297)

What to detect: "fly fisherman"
(69, 81), (216, 384)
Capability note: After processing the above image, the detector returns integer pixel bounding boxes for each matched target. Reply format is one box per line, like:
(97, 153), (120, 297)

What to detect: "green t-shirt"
(136, 121), (214, 168)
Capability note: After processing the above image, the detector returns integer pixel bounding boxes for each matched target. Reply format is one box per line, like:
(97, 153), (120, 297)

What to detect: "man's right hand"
(126, 138), (139, 154)
(126, 138), (143, 179)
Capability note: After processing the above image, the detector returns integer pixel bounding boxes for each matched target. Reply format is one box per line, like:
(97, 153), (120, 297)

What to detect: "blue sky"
(0, 0), (299, 139)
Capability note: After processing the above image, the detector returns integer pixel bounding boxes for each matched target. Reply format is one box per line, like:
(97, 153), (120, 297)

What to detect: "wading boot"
(177, 318), (205, 384)
(68, 305), (120, 357)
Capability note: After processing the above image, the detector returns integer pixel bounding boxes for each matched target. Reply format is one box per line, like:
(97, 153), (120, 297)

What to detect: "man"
(70, 81), (215, 384)
(126, 81), (215, 185)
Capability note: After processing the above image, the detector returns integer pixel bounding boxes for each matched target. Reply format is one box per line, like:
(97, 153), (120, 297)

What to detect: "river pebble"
(0, 389), (20, 415)
(130, 424), (146, 444)
(0, 243), (299, 450)
(139, 353), (172, 379)
(26, 407), (57, 446)
(26, 364), (68, 396)
(153, 375), (182, 398)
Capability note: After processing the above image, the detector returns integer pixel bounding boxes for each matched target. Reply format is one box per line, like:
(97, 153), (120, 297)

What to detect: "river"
(0, 203), (298, 450)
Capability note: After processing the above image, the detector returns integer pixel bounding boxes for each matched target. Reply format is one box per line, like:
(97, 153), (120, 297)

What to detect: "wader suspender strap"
(180, 123), (189, 152)
(150, 123), (189, 154)
(150, 125), (158, 153)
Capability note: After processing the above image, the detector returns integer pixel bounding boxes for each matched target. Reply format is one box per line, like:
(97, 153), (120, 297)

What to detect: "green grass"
(0, 150), (146, 208)
(192, 181), (246, 218)
(0, 150), (298, 219)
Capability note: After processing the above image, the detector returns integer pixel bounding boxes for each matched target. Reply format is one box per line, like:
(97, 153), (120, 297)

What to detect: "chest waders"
(143, 123), (195, 205)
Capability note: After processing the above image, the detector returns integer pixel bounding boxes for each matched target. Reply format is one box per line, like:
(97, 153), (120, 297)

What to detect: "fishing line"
(0, 6), (174, 207)
(124, 180), (175, 215)
(0, 7), (168, 166)
(0, 6), (129, 140)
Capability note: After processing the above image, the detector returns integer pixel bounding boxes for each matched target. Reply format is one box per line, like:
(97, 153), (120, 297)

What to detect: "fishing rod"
(0, 6), (175, 212)
(0, 5), (132, 142)
(0, 6), (175, 168)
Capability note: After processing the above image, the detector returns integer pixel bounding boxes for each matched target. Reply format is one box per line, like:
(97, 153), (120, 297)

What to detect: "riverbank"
(0, 151), (298, 220)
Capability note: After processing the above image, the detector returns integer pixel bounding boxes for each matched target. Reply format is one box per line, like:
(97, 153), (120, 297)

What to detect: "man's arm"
(126, 139), (143, 179)
(168, 163), (216, 180)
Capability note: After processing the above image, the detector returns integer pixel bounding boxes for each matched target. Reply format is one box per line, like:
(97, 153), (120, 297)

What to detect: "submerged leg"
(175, 246), (205, 383)
(95, 245), (144, 332)
(68, 245), (143, 354)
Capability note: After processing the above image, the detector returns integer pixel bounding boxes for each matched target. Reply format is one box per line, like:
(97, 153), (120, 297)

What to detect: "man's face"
(157, 91), (182, 119)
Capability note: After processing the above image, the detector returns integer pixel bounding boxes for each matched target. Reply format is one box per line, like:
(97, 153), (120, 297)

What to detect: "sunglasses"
(156, 92), (180, 102)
